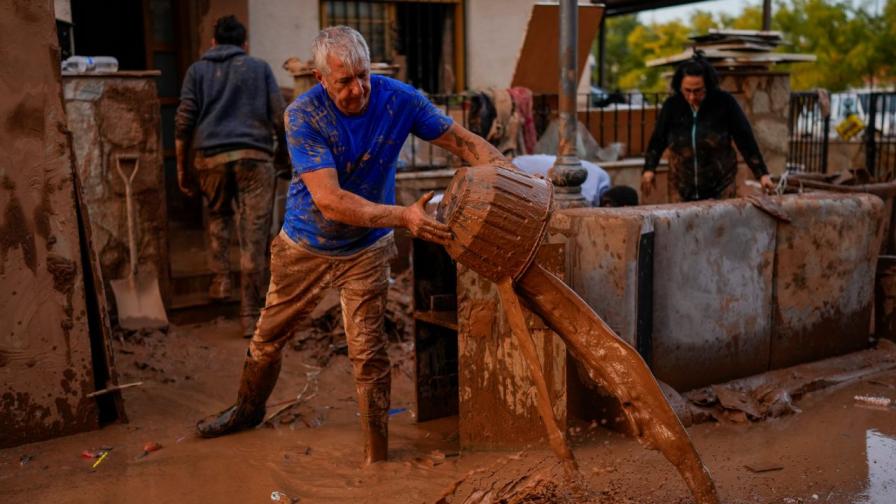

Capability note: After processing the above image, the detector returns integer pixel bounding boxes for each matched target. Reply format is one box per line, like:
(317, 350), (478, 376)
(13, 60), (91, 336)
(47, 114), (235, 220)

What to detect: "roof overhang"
(601, 0), (710, 17)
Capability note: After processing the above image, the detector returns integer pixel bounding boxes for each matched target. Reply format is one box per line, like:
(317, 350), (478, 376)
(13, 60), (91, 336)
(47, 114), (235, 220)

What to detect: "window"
(321, 1), (465, 94)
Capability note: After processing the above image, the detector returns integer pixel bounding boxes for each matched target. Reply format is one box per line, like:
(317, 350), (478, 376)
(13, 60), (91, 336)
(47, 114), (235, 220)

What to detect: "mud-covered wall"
(548, 193), (882, 392)
(457, 244), (567, 450)
(0, 0), (98, 448)
(63, 74), (168, 304)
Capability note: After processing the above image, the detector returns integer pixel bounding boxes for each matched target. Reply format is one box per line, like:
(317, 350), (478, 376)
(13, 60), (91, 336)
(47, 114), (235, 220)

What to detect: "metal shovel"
(109, 154), (169, 331)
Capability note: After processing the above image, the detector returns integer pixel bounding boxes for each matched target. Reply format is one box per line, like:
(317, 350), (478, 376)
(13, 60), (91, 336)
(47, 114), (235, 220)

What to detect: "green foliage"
(598, 0), (895, 92)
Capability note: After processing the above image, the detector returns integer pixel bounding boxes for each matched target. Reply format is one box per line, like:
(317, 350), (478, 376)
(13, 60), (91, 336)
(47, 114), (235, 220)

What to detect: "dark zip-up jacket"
(175, 45), (285, 155)
(644, 90), (768, 201)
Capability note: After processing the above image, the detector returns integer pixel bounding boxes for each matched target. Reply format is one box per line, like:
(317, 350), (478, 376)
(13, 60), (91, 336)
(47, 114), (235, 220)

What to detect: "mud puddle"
(0, 318), (894, 503)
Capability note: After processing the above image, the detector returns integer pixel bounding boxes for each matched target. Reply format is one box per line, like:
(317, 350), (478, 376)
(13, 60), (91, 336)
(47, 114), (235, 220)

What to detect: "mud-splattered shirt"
(644, 90), (768, 201)
(284, 75), (452, 254)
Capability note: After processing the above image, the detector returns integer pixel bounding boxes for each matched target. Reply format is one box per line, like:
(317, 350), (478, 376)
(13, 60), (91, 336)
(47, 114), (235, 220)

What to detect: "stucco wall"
(465, 0), (537, 90)
(249, 0), (320, 89)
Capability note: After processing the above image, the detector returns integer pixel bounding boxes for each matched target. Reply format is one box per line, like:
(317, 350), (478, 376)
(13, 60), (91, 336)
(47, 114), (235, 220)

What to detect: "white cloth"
(511, 154), (610, 206)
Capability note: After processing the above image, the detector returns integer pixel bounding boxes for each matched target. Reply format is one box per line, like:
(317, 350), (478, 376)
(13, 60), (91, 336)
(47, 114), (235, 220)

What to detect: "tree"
(595, 0), (896, 93)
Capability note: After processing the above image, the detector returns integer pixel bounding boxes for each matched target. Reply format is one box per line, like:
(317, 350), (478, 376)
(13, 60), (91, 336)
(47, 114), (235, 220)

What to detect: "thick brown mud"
(0, 319), (894, 503)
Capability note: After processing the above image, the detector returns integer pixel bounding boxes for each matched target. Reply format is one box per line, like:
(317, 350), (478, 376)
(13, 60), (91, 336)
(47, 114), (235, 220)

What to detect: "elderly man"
(197, 26), (511, 465)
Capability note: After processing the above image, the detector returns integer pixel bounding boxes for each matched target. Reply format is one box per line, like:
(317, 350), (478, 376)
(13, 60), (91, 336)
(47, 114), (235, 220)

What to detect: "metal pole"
(762, 0), (772, 31)
(549, 0), (588, 208)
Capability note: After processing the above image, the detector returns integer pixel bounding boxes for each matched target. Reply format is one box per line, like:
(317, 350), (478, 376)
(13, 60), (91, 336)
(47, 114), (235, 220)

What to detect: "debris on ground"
(436, 454), (598, 504)
(263, 364), (322, 428)
(292, 270), (414, 367)
(680, 340), (896, 424)
(853, 394), (894, 409)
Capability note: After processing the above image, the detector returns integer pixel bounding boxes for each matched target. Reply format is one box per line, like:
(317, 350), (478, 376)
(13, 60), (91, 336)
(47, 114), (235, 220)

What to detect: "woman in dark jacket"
(641, 55), (774, 201)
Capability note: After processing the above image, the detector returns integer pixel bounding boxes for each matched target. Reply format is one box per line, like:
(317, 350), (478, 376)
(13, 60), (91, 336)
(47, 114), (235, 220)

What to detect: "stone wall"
(63, 74), (169, 304)
(718, 71), (791, 176)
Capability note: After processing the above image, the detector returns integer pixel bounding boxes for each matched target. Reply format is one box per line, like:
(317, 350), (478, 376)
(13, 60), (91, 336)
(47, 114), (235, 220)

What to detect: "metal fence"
(787, 91), (830, 174)
(401, 92), (667, 170)
(788, 90), (896, 180)
(864, 92), (896, 181)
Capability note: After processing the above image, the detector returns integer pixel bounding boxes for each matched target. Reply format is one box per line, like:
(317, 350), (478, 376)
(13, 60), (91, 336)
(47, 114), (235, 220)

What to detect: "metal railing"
(788, 91), (896, 180)
(787, 91), (830, 174)
(400, 92), (667, 171)
(865, 92), (896, 181)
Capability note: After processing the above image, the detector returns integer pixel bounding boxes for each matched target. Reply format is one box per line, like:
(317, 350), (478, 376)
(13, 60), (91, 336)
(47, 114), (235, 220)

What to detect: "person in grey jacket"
(175, 15), (285, 338)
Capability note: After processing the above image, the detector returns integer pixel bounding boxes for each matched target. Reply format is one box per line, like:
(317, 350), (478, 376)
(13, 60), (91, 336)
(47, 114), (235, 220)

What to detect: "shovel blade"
(110, 273), (169, 331)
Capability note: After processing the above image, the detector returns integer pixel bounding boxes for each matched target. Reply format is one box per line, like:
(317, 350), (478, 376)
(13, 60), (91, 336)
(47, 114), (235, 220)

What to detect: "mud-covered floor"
(1, 318), (894, 503)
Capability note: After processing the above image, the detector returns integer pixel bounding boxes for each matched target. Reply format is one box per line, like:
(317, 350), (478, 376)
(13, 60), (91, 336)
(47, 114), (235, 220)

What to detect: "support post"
(549, 0), (589, 208)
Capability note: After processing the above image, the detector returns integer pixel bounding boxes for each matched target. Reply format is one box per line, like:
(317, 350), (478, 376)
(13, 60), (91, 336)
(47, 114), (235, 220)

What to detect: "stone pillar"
(718, 71), (791, 177)
(63, 72), (169, 304)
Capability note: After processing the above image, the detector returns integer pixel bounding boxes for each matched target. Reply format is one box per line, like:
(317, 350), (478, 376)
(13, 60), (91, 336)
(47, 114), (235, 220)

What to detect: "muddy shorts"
(249, 232), (397, 386)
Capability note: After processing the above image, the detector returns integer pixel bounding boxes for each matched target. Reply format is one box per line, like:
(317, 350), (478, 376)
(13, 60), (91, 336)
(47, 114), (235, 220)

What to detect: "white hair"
(312, 26), (370, 76)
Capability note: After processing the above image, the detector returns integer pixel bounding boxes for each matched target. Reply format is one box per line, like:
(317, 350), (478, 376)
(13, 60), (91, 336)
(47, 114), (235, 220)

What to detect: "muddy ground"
(0, 314), (894, 503)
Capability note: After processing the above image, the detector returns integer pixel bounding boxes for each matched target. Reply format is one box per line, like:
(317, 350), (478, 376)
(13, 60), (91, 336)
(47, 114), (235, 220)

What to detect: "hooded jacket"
(175, 44), (284, 155)
(644, 90), (768, 201)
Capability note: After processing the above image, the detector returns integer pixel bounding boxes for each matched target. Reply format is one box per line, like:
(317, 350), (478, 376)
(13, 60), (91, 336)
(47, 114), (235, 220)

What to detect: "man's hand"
(175, 138), (197, 198)
(176, 161), (197, 198)
(759, 174), (775, 194)
(402, 192), (452, 245)
(641, 171), (656, 198)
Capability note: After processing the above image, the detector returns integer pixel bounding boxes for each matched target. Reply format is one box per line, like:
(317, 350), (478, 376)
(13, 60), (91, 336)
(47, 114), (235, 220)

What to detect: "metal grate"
(864, 92), (896, 181)
(787, 92), (830, 174)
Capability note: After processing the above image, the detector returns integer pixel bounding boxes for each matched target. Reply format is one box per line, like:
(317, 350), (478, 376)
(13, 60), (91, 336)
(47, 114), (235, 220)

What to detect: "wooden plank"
(510, 3), (604, 94)
(70, 145), (128, 423)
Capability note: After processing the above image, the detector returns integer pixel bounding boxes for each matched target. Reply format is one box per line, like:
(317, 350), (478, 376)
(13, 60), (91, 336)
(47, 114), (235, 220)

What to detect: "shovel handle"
(115, 155), (140, 280)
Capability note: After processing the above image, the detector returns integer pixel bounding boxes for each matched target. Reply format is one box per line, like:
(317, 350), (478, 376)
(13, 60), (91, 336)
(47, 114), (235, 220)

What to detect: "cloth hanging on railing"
(508, 87), (536, 154)
(486, 88), (524, 157)
(468, 92), (496, 140)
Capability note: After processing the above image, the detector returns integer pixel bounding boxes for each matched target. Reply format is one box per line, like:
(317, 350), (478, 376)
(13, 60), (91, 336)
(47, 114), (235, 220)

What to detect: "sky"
(639, 0), (753, 24)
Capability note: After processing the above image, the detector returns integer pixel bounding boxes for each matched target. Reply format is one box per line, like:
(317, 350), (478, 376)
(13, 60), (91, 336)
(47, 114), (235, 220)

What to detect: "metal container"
(876, 255), (896, 341)
(437, 165), (553, 282)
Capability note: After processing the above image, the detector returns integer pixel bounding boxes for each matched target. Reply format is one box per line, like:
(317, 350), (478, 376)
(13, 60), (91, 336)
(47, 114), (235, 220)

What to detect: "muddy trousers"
(198, 159), (275, 331)
(250, 232), (396, 462)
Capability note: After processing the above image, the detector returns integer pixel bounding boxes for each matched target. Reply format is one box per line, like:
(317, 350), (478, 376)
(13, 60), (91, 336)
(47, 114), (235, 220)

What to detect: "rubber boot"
(240, 271), (266, 338)
(357, 383), (390, 464)
(196, 352), (282, 438)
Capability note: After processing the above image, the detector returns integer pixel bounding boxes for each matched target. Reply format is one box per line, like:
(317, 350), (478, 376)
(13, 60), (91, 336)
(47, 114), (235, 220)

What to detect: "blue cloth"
(284, 75), (452, 254)
(511, 154), (611, 206)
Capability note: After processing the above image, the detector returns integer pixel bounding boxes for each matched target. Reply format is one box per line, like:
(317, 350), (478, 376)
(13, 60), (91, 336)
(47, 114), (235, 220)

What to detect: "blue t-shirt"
(284, 75), (452, 254)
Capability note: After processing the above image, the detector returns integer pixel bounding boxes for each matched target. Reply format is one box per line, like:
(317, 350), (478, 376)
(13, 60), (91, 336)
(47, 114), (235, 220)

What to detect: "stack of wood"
(646, 29), (815, 70)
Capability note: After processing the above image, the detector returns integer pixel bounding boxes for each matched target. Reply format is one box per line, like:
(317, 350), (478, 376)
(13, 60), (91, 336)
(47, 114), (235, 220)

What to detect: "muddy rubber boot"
(357, 383), (390, 464)
(196, 353), (282, 438)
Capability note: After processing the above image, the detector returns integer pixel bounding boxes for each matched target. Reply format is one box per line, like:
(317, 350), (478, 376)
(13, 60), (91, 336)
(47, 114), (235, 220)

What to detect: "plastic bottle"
(61, 56), (119, 74)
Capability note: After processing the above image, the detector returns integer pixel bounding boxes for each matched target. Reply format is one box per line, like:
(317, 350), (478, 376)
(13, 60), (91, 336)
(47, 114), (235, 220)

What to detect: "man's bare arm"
(301, 168), (452, 245)
(430, 123), (515, 169)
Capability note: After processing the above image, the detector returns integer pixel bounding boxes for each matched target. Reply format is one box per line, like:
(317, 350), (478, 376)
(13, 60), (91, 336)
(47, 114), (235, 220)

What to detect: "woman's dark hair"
(670, 51), (719, 95)
(214, 15), (246, 46)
